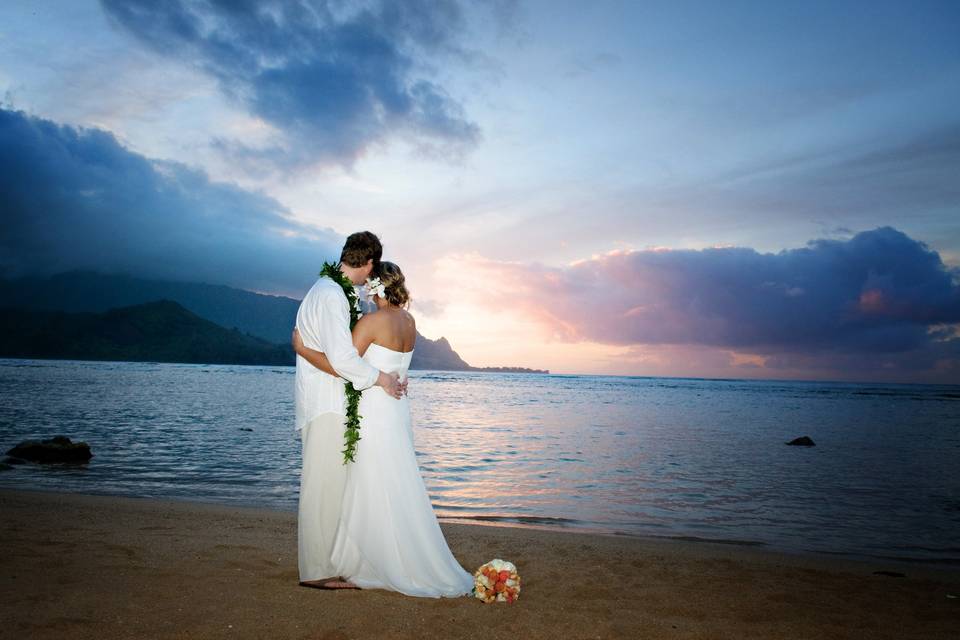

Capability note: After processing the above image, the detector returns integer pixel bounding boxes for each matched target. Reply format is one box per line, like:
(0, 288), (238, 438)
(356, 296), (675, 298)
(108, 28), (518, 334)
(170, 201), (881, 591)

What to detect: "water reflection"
(0, 359), (958, 565)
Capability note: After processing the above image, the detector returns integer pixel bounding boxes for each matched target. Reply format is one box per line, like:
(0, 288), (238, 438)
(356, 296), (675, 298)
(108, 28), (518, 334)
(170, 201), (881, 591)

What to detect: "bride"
(292, 261), (475, 598)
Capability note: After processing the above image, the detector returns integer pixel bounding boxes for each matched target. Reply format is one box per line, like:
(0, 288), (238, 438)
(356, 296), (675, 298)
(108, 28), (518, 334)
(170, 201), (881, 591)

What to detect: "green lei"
(318, 261), (364, 464)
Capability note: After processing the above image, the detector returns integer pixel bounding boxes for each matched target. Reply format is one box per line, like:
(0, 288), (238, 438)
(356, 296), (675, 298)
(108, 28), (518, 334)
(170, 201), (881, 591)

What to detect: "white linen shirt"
(294, 276), (380, 435)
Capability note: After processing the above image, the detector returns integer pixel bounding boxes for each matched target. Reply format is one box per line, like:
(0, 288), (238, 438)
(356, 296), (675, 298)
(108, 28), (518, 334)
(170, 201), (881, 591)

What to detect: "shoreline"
(3, 483), (956, 572)
(7, 356), (960, 387)
(2, 487), (958, 639)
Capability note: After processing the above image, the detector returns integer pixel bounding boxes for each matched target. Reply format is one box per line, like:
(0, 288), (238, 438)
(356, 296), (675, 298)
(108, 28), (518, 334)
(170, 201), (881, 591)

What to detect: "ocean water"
(1, 358), (958, 566)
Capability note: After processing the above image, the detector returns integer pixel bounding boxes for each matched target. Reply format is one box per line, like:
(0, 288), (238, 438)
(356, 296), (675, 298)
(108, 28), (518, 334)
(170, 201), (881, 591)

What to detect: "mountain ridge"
(0, 300), (293, 366)
(0, 271), (547, 373)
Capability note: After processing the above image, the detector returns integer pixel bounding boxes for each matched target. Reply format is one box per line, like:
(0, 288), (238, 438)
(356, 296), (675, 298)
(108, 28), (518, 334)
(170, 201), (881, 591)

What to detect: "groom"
(295, 230), (404, 590)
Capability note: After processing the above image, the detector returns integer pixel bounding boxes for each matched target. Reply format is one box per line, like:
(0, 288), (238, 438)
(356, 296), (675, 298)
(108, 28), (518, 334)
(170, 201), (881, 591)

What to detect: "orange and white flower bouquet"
(472, 559), (521, 603)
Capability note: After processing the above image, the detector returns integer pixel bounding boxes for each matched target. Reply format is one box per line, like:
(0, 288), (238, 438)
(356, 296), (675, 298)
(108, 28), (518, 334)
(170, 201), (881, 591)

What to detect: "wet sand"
(1, 487), (957, 639)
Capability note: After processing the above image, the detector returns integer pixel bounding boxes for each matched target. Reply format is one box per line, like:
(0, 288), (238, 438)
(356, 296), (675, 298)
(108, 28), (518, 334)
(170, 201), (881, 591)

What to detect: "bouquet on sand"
(473, 559), (521, 603)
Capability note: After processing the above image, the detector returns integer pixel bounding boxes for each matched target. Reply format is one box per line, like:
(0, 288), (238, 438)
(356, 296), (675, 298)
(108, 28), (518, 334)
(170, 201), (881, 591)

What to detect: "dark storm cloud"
(472, 226), (960, 377)
(99, 0), (483, 169)
(0, 107), (341, 294)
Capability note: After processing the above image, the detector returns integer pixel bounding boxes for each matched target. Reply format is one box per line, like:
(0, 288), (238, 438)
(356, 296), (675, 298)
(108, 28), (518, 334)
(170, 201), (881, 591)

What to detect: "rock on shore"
(5, 435), (93, 463)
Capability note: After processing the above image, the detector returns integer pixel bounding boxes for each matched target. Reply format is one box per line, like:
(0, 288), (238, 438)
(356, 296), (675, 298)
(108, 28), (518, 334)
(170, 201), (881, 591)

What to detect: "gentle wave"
(1, 358), (959, 567)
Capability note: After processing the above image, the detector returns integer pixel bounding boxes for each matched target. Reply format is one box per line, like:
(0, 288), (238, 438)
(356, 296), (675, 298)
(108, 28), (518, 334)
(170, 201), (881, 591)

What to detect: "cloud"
(0, 107), (342, 295)
(562, 51), (621, 78)
(410, 297), (445, 317)
(99, 0), (483, 173)
(454, 227), (960, 381)
(557, 122), (960, 254)
(708, 124), (960, 218)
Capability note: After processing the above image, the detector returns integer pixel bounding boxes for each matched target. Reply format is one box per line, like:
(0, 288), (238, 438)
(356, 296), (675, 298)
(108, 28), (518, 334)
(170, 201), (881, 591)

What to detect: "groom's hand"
(376, 371), (404, 399)
(399, 378), (409, 397)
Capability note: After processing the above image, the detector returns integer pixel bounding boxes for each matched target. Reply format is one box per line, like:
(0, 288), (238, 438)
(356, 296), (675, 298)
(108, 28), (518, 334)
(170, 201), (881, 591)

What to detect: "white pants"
(298, 412), (349, 581)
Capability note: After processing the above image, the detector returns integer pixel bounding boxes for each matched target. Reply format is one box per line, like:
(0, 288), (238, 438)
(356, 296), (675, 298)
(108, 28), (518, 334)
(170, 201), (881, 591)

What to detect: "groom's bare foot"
(299, 577), (360, 590)
(323, 579), (360, 589)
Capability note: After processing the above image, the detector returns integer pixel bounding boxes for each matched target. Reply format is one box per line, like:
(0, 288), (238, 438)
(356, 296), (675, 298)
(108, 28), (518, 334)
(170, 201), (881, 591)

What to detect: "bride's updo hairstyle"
(377, 261), (410, 308)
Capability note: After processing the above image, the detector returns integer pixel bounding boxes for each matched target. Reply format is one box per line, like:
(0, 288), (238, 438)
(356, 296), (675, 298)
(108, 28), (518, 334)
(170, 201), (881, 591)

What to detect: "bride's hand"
(291, 327), (304, 353)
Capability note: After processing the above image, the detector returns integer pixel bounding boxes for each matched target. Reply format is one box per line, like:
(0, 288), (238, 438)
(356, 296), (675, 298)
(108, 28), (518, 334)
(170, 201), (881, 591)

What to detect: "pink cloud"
(457, 226), (960, 382)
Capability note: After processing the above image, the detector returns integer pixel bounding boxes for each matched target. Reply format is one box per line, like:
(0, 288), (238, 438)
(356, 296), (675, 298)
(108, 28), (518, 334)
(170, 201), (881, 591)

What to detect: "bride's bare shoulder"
(396, 308), (415, 331)
(360, 307), (415, 332)
(355, 310), (383, 329)
(401, 309), (416, 346)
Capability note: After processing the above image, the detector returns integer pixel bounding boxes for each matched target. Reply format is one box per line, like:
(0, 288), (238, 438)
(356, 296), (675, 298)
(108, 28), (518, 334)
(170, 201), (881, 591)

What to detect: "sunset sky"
(2, 1), (959, 383)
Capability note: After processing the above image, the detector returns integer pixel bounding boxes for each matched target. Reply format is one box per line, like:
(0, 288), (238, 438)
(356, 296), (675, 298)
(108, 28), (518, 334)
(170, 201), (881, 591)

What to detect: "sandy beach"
(1, 487), (957, 640)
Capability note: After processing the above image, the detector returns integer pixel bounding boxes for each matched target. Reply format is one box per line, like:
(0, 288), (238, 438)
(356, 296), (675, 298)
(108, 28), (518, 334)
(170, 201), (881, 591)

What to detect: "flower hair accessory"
(365, 276), (386, 301)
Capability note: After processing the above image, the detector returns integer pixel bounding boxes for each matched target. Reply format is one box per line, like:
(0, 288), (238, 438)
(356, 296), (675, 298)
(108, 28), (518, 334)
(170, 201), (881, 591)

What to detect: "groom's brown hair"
(340, 231), (382, 269)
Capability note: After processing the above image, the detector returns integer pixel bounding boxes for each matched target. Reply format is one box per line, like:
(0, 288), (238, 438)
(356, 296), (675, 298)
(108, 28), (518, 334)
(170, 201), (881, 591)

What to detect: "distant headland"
(0, 271), (548, 374)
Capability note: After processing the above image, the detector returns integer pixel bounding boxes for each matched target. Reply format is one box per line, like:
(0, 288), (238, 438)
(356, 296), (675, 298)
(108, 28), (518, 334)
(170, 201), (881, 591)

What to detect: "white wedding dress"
(330, 343), (475, 597)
